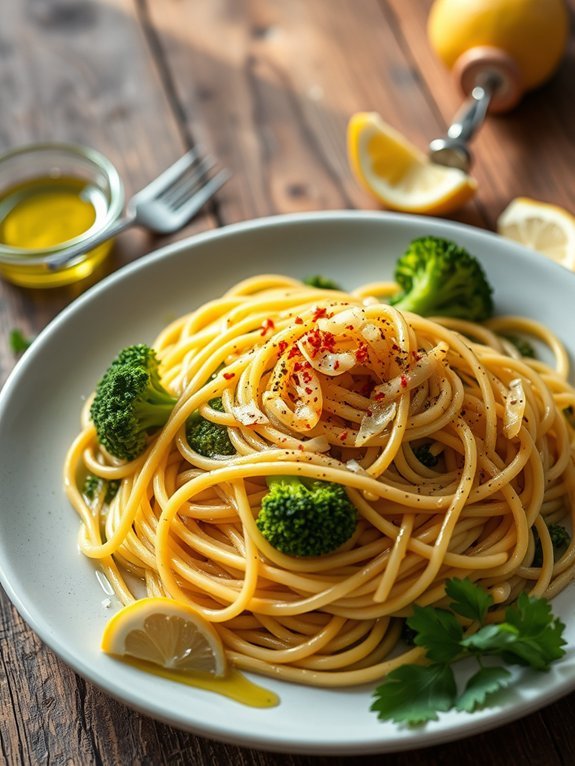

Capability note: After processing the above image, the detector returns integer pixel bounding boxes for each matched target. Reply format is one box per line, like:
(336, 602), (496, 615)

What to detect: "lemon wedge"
(347, 112), (477, 215)
(101, 597), (227, 676)
(497, 197), (575, 271)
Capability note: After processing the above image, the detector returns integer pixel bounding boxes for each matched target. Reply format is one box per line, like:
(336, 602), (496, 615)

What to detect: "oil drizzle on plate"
(120, 656), (280, 708)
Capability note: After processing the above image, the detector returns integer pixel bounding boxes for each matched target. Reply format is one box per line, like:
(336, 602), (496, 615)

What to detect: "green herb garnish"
(303, 275), (342, 291)
(371, 578), (566, 726)
(9, 328), (33, 354)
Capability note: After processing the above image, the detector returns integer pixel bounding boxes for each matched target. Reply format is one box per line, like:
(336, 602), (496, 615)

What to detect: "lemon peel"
(347, 112), (477, 216)
(101, 597), (227, 676)
(497, 197), (575, 271)
(428, 0), (569, 92)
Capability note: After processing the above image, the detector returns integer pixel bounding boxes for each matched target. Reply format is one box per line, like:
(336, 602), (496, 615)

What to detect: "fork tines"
(159, 149), (230, 214)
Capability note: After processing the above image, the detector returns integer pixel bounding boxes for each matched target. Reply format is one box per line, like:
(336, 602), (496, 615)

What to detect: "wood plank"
(1, 1), (575, 764)
(385, 0), (575, 228)
(0, 0), (219, 385)
(144, 0), (486, 224)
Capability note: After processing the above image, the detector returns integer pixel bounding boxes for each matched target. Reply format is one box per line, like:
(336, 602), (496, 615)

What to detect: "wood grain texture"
(1, 1), (575, 764)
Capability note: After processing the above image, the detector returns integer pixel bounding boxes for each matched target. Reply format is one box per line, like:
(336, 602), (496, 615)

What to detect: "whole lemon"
(428, 0), (570, 91)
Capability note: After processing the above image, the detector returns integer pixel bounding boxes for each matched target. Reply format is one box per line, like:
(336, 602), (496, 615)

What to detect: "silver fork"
(47, 148), (230, 269)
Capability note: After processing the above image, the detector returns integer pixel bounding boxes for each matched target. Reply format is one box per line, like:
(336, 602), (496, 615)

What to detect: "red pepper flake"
(355, 342), (369, 363)
(306, 328), (322, 350)
(346, 324), (354, 331)
(260, 318), (275, 336)
(305, 386), (313, 395)
(412, 350), (422, 361)
(311, 306), (334, 321)
(288, 345), (302, 359)
(400, 374), (408, 388)
(294, 316), (304, 325)
(339, 431), (349, 441)
(223, 372), (235, 380)
(323, 331), (336, 351)
(374, 391), (386, 401)
(278, 340), (288, 354)
(293, 360), (311, 372)
(334, 360), (340, 370)
(301, 328), (337, 357)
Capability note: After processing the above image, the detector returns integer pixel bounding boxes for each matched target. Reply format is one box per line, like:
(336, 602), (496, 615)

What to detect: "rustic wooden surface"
(1, 1), (575, 764)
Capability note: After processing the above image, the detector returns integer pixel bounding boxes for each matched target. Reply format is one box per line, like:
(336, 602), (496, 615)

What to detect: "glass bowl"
(0, 143), (124, 288)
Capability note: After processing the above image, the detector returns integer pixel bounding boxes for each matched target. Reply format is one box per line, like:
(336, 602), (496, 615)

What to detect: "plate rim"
(1, 209), (574, 755)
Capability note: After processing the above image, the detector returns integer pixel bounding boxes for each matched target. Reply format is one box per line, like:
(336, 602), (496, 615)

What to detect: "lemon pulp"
(101, 597), (280, 708)
(347, 112), (477, 215)
(497, 197), (575, 270)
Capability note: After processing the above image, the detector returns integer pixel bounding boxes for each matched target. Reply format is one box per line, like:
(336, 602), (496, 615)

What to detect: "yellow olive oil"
(122, 656), (280, 708)
(0, 175), (112, 288)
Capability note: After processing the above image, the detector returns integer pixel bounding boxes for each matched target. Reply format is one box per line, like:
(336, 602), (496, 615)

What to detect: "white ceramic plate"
(1, 211), (574, 755)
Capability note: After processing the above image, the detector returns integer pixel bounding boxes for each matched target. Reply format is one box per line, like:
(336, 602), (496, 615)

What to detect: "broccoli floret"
(82, 474), (121, 503)
(90, 344), (177, 461)
(413, 443), (439, 468)
(83, 474), (101, 500)
(389, 236), (494, 321)
(105, 479), (121, 503)
(256, 476), (357, 557)
(503, 334), (536, 359)
(186, 397), (236, 457)
(533, 523), (571, 567)
(303, 275), (342, 290)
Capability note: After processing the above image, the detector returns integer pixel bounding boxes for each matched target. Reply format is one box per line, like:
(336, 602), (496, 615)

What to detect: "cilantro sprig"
(371, 578), (566, 726)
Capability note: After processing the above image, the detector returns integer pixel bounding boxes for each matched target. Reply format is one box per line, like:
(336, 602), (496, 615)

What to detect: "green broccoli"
(83, 474), (101, 500)
(412, 443), (439, 468)
(256, 476), (357, 557)
(533, 523), (571, 567)
(503, 334), (536, 359)
(303, 275), (342, 290)
(389, 236), (494, 321)
(90, 344), (177, 461)
(105, 479), (121, 503)
(186, 397), (236, 457)
(82, 474), (120, 503)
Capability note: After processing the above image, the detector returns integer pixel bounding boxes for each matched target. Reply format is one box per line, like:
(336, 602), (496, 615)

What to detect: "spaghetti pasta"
(64, 274), (575, 687)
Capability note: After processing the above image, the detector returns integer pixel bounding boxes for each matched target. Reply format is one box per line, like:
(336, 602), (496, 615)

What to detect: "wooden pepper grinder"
(426, 0), (570, 171)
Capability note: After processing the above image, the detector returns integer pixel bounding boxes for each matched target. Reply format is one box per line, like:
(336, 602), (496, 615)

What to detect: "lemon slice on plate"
(347, 112), (477, 215)
(497, 197), (575, 271)
(101, 597), (227, 676)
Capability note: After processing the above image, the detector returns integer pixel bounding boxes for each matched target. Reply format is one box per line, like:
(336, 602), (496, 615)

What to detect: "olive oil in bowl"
(0, 144), (124, 288)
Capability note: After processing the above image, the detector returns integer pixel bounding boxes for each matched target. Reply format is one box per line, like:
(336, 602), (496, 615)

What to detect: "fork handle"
(46, 213), (137, 270)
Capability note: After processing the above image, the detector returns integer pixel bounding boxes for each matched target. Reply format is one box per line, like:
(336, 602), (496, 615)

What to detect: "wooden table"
(1, 1), (574, 764)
